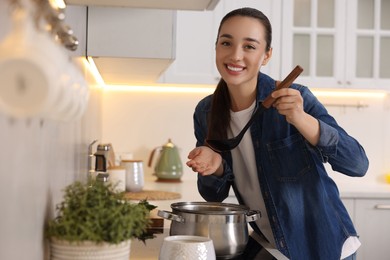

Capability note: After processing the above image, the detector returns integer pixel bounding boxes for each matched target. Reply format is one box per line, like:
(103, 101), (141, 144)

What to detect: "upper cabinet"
(158, 7), (221, 85)
(65, 1), (222, 85)
(159, 0), (280, 85)
(281, 0), (390, 89)
(86, 6), (176, 85)
(66, 0), (220, 11)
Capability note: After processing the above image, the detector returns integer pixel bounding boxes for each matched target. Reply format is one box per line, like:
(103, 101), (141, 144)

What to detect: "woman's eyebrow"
(219, 34), (260, 44)
(244, 37), (260, 44)
(219, 33), (233, 39)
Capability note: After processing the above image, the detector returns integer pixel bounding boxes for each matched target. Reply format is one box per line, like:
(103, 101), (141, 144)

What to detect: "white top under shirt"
(228, 101), (360, 259)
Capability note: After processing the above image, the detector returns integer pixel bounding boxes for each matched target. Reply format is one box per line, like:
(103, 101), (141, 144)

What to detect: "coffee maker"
(88, 140), (115, 182)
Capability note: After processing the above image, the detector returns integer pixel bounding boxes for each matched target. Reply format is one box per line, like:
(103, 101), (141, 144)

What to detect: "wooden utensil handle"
(262, 65), (304, 108)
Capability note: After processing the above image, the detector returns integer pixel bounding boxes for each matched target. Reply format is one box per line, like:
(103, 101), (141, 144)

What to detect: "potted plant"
(46, 178), (156, 260)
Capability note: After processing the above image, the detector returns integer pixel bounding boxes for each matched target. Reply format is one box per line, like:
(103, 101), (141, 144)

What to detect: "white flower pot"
(50, 239), (131, 260)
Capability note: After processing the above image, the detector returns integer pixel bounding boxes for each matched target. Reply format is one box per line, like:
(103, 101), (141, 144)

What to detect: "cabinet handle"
(374, 205), (390, 210)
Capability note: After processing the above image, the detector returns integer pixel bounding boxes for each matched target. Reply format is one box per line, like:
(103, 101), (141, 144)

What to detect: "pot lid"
(170, 201), (249, 215)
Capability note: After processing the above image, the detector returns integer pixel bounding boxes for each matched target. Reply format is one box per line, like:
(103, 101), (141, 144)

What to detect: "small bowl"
(159, 235), (216, 260)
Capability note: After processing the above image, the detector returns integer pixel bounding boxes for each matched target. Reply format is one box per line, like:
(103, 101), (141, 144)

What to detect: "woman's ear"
(262, 47), (273, 65)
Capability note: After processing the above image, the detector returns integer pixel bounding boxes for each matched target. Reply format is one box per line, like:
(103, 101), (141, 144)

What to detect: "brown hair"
(207, 8), (272, 142)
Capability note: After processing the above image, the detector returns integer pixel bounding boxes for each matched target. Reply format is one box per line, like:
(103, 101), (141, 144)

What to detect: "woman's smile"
(226, 63), (245, 73)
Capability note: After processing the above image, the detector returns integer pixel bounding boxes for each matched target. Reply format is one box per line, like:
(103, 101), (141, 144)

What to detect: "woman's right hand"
(186, 146), (223, 176)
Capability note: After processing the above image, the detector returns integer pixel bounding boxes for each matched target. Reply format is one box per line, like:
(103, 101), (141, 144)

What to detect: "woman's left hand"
(186, 146), (223, 176)
(271, 88), (305, 125)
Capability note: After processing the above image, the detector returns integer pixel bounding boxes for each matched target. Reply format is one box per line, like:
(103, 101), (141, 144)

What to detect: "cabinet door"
(87, 7), (175, 59)
(342, 198), (355, 222)
(159, 8), (220, 84)
(354, 199), (390, 260)
(282, 0), (390, 89)
(345, 0), (390, 89)
(282, 0), (343, 88)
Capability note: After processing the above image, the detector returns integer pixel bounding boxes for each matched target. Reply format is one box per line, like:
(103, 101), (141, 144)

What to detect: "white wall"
(0, 87), (102, 260)
(102, 88), (390, 184)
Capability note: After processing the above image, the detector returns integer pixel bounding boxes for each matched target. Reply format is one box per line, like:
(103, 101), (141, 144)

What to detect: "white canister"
(107, 166), (126, 192)
(120, 160), (144, 192)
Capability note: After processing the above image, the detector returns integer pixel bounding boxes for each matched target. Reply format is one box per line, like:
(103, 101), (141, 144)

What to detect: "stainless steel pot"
(157, 201), (261, 259)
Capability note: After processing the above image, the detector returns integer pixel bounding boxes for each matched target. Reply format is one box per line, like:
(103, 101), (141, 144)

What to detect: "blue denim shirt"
(193, 72), (369, 260)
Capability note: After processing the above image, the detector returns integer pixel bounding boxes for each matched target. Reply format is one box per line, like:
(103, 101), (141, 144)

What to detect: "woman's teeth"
(227, 65), (244, 72)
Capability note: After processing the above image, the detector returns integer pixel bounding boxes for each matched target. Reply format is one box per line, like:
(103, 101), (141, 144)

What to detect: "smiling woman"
(186, 7), (369, 260)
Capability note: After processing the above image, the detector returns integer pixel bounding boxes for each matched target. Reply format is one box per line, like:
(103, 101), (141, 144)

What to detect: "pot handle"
(157, 210), (184, 223)
(246, 210), (261, 222)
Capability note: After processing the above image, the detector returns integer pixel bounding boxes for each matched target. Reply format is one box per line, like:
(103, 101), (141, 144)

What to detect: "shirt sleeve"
(300, 86), (369, 177)
(197, 159), (234, 202)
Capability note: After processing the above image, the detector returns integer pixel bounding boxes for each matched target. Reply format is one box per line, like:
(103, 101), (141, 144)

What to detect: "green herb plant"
(46, 179), (156, 244)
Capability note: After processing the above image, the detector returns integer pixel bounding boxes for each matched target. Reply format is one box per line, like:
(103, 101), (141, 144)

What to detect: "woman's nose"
(229, 46), (243, 62)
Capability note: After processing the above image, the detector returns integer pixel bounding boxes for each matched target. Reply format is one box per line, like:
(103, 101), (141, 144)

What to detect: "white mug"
(159, 235), (216, 260)
(120, 160), (144, 192)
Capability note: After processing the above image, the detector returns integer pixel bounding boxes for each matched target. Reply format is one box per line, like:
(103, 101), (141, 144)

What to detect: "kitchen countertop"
(334, 178), (390, 199)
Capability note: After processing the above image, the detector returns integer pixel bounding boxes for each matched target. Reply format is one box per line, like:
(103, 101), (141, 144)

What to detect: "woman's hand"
(272, 88), (320, 146)
(271, 88), (305, 125)
(186, 146), (223, 176)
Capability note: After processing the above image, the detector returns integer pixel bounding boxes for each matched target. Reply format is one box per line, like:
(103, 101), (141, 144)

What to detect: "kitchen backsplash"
(101, 88), (390, 184)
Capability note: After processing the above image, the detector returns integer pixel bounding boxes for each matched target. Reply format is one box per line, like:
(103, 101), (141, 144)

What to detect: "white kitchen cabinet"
(342, 198), (355, 222)
(87, 7), (175, 60)
(86, 6), (176, 85)
(158, 8), (220, 85)
(282, 0), (390, 89)
(354, 198), (390, 260)
(159, 0), (281, 85)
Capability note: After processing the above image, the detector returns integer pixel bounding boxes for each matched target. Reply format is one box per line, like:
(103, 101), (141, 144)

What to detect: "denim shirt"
(193, 72), (369, 260)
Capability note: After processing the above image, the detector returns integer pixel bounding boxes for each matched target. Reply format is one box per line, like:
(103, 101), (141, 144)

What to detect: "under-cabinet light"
(85, 57), (105, 86)
(311, 89), (387, 99)
(103, 84), (216, 94)
(103, 84), (388, 99)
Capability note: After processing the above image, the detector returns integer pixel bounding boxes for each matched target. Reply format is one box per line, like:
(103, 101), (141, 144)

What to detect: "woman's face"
(216, 16), (272, 88)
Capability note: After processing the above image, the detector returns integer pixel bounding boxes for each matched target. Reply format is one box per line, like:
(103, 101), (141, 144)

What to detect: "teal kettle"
(148, 139), (183, 182)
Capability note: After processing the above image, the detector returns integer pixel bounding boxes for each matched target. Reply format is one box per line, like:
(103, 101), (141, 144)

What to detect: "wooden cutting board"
(124, 190), (181, 200)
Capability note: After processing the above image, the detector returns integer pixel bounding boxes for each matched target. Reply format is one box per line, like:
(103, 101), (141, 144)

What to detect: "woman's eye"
(220, 41), (231, 46)
(244, 45), (256, 50)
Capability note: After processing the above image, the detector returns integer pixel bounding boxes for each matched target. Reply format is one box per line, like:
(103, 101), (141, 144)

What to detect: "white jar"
(107, 166), (126, 192)
(120, 160), (144, 192)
